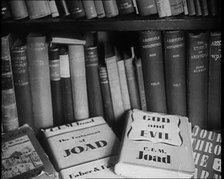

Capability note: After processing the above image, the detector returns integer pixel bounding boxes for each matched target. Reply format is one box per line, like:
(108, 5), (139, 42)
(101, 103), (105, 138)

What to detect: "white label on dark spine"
(60, 55), (70, 78)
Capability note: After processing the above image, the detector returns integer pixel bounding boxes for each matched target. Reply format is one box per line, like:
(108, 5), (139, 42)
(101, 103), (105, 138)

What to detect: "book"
(139, 30), (167, 113)
(85, 46), (104, 117)
(1, 34), (19, 132)
(10, 39), (34, 129)
(68, 44), (89, 121)
(25, 0), (51, 19)
(208, 32), (221, 131)
(200, 0), (209, 16)
(65, 0), (85, 19)
(26, 33), (53, 131)
(102, 0), (119, 18)
(116, 0), (135, 15)
(99, 66), (115, 127)
(187, 32), (209, 129)
(169, 0), (184, 16)
(163, 30), (187, 116)
(2, 124), (59, 179)
(186, 0), (196, 16)
(207, 0), (218, 16)
(51, 34), (86, 45)
(131, 0), (139, 14)
(55, 0), (70, 17)
(94, 0), (105, 18)
(135, 0), (157, 16)
(8, 0), (28, 20)
(155, 0), (168, 17)
(191, 125), (221, 178)
(114, 109), (195, 178)
(48, 0), (60, 18)
(49, 46), (63, 126)
(181, 0), (189, 15)
(59, 47), (74, 123)
(82, 0), (97, 19)
(42, 117), (120, 172)
(1, 1), (12, 20)
(194, 0), (202, 16)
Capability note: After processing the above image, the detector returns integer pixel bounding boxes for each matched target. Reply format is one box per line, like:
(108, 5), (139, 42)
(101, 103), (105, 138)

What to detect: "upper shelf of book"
(2, 16), (221, 33)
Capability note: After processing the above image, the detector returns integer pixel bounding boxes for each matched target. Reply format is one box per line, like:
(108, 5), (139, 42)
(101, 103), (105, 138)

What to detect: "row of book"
(2, 0), (221, 21)
(1, 30), (221, 135)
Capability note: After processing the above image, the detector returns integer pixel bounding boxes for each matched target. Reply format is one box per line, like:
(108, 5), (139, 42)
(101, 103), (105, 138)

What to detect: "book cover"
(85, 46), (104, 117)
(65, 0), (85, 19)
(116, 0), (135, 15)
(59, 47), (74, 123)
(1, 34), (19, 132)
(42, 117), (120, 171)
(55, 0), (70, 17)
(186, 0), (196, 16)
(139, 30), (167, 113)
(114, 109), (195, 178)
(169, 0), (184, 16)
(164, 30), (187, 116)
(102, 0), (119, 18)
(10, 39), (34, 129)
(200, 0), (209, 16)
(191, 125), (221, 178)
(26, 33), (53, 131)
(49, 46), (63, 126)
(94, 0), (105, 18)
(208, 32), (221, 131)
(155, 0), (167, 17)
(187, 32), (209, 129)
(8, 0), (28, 20)
(51, 33), (86, 45)
(194, 0), (202, 16)
(82, 0), (97, 19)
(2, 124), (59, 179)
(136, 0), (157, 16)
(48, 0), (60, 18)
(182, 0), (189, 15)
(68, 44), (89, 121)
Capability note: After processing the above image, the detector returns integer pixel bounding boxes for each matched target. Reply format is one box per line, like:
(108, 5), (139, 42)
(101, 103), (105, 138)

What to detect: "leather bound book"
(182, 0), (189, 15)
(164, 30), (187, 116)
(116, 0), (135, 15)
(8, 0), (28, 20)
(26, 33), (53, 131)
(187, 32), (209, 129)
(68, 44), (89, 121)
(136, 0), (157, 16)
(208, 32), (221, 131)
(102, 0), (119, 18)
(200, 0), (209, 16)
(11, 39), (34, 129)
(49, 46), (63, 126)
(169, 0), (184, 16)
(66, 0), (85, 19)
(1, 34), (19, 132)
(85, 46), (104, 117)
(55, 0), (70, 17)
(194, 0), (202, 16)
(208, 0), (218, 16)
(59, 47), (74, 123)
(94, 0), (105, 18)
(186, 0), (196, 16)
(48, 0), (60, 17)
(139, 30), (167, 113)
(82, 0), (97, 19)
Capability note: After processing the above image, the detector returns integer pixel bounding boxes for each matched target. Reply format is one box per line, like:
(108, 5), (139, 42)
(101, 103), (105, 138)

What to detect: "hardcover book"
(8, 0), (28, 20)
(114, 109), (195, 178)
(116, 0), (135, 15)
(82, 0), (97, 19)
(65, 0), (85, 19)
(2, 124), (58, 179)
(136, 0), (157, 16)
(55, 0), (70, 17)
(102, 0), (119, 18)
(48, 0), (60, 17)
(94, 0), (105, 18)
(51, 34), (86, 45)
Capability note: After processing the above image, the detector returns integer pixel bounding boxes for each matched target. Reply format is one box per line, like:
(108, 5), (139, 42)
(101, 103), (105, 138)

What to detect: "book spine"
(1, 35), (19, 132)
(49, 46), (63, 126)
(102, 0), (119, 18)
(59, 47), (74, 123)
(55, 0), (70, 17)
(182, 0), (189, 15)
(194, 0), (202, 16)
(135, 0), (157, 16)
(169, 0), (184, 16)
(116, 0), (135, 15)
(82, 0), (97, 19)
(132, 0), (139, 14)
(124, 58), (141, 109)
(94, 0), (105, 18)
(99, 66), (114, 127)
(85, 46), (104, 117)
(187, 32), (209, 129)
(208, 32), (221, 131)
(1, 1), (12, 20)
(164, 0), (172, 16)
(8, 0), (28, 20)
(208, 0), (218, 16)
(200, 0), (209, 16)
(139, 30), (167, 113)
(134, 58), (147, 111)
(26, 33), (53, 131)
(11, 44), (34, 128)
(164, 30), (187, 116)
(117, 60), (131, 111)
(66, 0), (85, 18)
(68, 44), (89, 120)
(155, 0), (167, 17)
(48, 0), (60, 17)
(186, 0), (196, 15)
(26, 0), (51, 19)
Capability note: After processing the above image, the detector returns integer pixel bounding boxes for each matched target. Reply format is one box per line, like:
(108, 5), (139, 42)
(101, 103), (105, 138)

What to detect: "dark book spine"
(164, 30), (187, 116)
(194, 0), (202, 16)
(8, 0), (28, 20)
(85, 46), (104, 117)
(94, 0), (105, 18)
(102, 0), (119, 18)
(1, 35), (19, 132)
(66, 0), (85, 19)
(55, 0), (70, 17)
(187, 32), (209, 129)
(11, 44), (34, 128)
(139, 30), (167, 113)
(186, 0), (196, 16)
(136, 0), (157, 16)
(200, 0), (209, 16)
(116, 0), (135, 15)
(99, 66), (114, 127)
(1, 1), (12, 20)
(49, 46), (63, 126)
(208, 32), (221, 131)
(82, 0), (97, 19)
(59, 47), (74, 123)
(208, 0), (218, 16)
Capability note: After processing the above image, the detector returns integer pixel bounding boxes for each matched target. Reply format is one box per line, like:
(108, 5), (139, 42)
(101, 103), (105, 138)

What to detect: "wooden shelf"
(2, 15), (221, 33)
